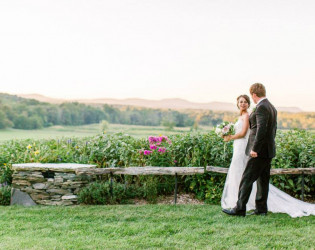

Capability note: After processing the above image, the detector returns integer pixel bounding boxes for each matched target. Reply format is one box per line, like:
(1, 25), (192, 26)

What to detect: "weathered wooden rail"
(76, 167), (205, 176)
(10, 163), (314, 205)
(206, 166), (315, 201)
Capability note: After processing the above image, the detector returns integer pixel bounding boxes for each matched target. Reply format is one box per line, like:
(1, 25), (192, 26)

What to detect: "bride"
(221, 94), (315, 218)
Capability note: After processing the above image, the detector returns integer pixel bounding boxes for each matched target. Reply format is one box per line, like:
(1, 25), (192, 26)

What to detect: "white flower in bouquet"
(215, 127), (221, 134)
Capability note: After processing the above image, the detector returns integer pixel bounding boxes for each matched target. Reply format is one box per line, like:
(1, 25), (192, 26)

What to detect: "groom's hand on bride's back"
(250, 150), (258, 158)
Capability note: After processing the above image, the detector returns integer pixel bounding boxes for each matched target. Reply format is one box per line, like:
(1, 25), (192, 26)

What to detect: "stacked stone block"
(11, 163), (96, 206)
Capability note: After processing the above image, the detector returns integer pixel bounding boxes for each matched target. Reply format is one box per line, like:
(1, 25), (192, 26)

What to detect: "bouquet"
(215, 121), (235, 137)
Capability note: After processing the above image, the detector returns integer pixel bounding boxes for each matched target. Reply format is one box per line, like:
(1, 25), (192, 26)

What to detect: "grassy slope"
(0, 205), (314, 249)
(0, 123), (211, 142)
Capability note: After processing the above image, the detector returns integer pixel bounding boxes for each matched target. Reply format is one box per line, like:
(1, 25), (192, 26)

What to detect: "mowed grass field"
(0, 124), (313, 142)
(1, 205), (314, 249)
(0, 123), (211, 142)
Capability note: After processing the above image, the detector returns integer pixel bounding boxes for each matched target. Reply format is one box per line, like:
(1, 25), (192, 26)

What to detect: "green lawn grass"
(0, 123), (211, 142)
(0, 205), (314, 249)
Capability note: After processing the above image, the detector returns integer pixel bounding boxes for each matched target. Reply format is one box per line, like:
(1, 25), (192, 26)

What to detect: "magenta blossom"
(159, 136), (168, 142)
(150, 145), (157, 150)
(158, 147), (166, 153)
(148, 136), (159, 144)
(159, 135), (172, 144)
(144, 150), (152, 155)
(148, 135), (172, 145)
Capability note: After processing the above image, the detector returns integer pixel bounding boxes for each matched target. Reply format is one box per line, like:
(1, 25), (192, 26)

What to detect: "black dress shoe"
(248, 211), (267, 216)
(222, 208), (246, 217)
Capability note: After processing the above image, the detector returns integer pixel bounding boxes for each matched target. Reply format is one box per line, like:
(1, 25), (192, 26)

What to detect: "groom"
(223, 83), (277, 216)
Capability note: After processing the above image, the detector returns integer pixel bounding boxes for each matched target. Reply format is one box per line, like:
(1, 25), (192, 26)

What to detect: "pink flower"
(159, 136), (169, 142)
(158, 147), (166, 153)
(144, 150), (152, 155)
(150, 145), (157, 150)
(174, 160), (177, 163)
(222, 126), (229, 134)
(149, 135), (172, 145)
(139, 150), (143, 155)
(148, 136), (159, 144)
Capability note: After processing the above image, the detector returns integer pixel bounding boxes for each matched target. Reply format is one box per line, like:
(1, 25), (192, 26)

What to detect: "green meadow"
(0, 123), (211, 142)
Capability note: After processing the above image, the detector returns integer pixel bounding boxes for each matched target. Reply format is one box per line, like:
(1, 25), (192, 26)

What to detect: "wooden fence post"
(174, 173), (178, 204)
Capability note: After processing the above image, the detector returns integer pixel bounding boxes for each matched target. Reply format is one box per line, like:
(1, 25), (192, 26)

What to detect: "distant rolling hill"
(17, 94), (304, 113)
(16, 94), (67, 104)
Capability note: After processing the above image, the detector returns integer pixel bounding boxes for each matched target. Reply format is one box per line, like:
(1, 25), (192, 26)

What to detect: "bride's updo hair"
(237, 95), (250, 112)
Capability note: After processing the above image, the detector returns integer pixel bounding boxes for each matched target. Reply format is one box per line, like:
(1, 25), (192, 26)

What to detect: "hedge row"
(0, 129), (314, 205)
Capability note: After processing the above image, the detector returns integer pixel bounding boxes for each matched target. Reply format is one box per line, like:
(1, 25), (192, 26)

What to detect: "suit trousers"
(236, 157), (272, 213)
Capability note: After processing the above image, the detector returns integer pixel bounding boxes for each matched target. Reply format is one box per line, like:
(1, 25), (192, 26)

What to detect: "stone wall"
(11, 163), (96, 206)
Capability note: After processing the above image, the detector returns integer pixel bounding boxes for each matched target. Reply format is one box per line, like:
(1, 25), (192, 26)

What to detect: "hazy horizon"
(2, 91), (314, 112)
(1, 0), (315, 111)
(3, 92), (307, 113)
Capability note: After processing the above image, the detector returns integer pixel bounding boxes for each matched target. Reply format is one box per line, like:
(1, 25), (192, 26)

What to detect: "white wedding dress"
(221, 117), (315, 218)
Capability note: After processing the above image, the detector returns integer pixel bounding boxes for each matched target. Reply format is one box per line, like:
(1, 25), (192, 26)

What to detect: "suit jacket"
(245, 99), (277, 158)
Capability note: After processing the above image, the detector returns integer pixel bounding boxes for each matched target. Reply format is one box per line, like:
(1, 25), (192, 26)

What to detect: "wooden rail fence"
(75, 166), (315, 203)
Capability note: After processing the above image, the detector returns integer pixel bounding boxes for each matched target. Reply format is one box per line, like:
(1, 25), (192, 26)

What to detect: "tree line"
(0, 93), (314, 130)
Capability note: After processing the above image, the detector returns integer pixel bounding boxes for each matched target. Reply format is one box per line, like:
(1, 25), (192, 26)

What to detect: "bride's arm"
(227, 114), (249, 141)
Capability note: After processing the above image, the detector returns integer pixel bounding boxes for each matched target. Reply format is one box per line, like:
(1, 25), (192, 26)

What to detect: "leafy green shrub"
(99, 120), (109, 132)
(170, 132), (232, 204)
(78, 181), (145, 205)
(124, 182), (145, 199)
(141, 176), (158, 203)
(186, 173), (225, 204)
(87, 133), (143, 167)
(170, 132), (233, 168)
(1, 129), (314, 205)
(0, 164), (13, 185)
(136, 136), (178, 202)
(78, 181), (120, 205)
(0, 185), (11, 206)
(271, 129), (315, 199)
(125, 175), (175, 204)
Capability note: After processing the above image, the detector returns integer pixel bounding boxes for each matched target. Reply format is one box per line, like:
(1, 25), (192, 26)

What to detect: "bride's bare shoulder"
(241, 113), (249, 122)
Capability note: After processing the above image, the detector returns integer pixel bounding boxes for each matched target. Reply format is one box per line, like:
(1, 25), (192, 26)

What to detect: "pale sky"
(0, 0), (315, 111)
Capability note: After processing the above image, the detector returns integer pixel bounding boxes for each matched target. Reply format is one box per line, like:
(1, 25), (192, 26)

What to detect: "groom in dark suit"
(223, 83), (277, 216)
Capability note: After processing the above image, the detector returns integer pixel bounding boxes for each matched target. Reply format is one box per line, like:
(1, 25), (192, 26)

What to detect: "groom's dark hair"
(250, 83), (266, 97)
